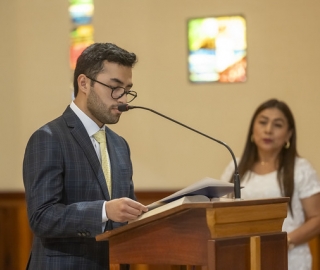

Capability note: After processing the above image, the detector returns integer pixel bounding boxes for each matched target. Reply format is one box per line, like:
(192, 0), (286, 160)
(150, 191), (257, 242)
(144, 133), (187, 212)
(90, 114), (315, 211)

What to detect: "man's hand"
(105, 198), (148, 222)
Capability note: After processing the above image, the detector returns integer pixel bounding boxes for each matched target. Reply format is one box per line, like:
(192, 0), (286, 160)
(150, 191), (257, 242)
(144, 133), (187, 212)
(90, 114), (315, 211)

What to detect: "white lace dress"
(220, 157), (320, 270)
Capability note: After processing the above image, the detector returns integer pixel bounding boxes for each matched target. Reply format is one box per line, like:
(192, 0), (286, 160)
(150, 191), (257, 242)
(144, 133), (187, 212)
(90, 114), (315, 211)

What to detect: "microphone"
(118, 104), (241, 199)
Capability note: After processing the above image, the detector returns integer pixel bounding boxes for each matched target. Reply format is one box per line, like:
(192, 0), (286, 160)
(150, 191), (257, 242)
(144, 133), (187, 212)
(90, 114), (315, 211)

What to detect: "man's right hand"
(105, 198), (148, 223)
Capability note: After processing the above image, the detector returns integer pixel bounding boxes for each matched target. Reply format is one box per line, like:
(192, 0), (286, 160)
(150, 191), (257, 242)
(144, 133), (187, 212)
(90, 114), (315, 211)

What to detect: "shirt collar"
(70, 101), (105, 137)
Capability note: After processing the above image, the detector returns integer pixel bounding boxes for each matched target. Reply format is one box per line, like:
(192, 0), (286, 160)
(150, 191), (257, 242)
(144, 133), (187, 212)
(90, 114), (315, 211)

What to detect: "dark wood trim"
(135, 190), (175, 205)
(0, 192), (26, 200)
(0, 191), (174, 204)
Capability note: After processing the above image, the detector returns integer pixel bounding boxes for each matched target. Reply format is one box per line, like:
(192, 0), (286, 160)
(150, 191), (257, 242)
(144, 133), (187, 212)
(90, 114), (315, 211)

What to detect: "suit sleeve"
(23, 128), (104, 238)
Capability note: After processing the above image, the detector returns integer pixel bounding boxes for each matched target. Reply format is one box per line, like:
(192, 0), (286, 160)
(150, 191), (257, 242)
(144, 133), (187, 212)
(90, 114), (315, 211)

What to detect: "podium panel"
(207, 233), (287, 270)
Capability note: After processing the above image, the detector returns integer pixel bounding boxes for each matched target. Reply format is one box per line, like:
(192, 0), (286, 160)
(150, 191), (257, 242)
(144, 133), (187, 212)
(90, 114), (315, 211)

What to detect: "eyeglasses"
(85, 75), (137, 103)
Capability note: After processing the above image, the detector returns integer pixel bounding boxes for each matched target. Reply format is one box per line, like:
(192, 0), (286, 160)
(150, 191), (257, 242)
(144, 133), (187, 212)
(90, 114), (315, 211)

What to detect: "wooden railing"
(0, 193), (32, 270)
(1, 192), (319, 270)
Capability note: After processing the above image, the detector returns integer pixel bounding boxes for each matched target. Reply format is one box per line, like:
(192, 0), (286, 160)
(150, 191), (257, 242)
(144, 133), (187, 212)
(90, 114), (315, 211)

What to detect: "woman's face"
(252, 108), (292, 154)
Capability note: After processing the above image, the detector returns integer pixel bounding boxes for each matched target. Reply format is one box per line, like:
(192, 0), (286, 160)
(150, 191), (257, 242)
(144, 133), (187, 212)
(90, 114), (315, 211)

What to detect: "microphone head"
(118, 104), (129, 112)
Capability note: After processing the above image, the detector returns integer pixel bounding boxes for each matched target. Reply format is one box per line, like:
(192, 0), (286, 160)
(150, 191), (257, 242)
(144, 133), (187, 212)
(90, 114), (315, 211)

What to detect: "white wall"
(1, 0), (320, 191)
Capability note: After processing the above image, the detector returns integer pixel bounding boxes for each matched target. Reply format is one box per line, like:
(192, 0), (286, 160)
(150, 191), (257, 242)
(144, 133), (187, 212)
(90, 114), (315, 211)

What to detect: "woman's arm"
(287, 193), (320, 246)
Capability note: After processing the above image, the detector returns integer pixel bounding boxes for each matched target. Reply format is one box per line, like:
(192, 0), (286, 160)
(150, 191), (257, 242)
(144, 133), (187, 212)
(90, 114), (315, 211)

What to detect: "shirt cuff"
(102, 201), (108, 222)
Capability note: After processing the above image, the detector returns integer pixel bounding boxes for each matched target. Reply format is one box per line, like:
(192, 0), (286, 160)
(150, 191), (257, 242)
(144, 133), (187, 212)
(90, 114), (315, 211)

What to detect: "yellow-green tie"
(93, 130), (112, 197)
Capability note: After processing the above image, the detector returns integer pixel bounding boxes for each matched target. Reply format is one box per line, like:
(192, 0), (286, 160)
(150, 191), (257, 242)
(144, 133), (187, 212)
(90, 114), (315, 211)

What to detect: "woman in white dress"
(220, 99), (320, 270)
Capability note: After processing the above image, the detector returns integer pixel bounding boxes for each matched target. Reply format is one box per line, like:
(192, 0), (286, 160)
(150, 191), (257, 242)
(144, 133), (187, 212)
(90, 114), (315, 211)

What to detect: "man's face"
(87, 61), (133, 126)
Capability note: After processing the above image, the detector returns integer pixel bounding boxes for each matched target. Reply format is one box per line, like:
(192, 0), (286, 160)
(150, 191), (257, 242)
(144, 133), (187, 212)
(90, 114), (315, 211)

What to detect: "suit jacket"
(23, 106), (136, 270)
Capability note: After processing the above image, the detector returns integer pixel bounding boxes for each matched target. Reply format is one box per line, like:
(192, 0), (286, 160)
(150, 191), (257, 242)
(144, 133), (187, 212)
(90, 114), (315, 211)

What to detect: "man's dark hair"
(73, 43), (137, 97)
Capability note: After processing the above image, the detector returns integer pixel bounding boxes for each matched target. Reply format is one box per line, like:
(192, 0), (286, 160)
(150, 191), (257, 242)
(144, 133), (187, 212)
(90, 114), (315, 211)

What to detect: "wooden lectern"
(96, 198), (289, 270)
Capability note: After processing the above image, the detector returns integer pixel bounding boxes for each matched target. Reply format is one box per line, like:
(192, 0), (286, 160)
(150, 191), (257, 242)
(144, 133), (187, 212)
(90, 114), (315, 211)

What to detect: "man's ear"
(77, 74), (89, 94)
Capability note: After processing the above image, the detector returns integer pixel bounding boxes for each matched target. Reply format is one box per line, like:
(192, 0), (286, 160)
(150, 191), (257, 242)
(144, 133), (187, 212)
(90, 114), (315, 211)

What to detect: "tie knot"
(93, 130), (106, 144)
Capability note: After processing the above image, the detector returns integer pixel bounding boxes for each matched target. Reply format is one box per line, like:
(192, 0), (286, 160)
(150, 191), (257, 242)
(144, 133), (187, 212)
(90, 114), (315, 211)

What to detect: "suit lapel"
(105, 127), (122, 200)
(62, 106), (110, 200)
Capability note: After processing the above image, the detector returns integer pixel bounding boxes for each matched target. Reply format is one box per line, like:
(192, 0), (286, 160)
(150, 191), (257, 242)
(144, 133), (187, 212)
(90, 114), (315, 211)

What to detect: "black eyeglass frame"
(85, 75), (137, 103)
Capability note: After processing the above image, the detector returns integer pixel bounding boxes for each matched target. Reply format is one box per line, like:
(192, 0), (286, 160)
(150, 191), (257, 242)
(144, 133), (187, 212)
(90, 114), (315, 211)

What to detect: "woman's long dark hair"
(231, 99), (298, 214)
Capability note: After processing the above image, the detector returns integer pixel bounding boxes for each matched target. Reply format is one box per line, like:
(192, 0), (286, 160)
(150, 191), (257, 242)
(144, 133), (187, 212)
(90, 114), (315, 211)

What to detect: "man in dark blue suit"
(23, 43), (148, 270)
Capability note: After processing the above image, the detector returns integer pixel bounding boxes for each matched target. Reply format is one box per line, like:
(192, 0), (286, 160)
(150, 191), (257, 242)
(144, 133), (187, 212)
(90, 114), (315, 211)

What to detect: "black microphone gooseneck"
(118, 104), (241, 199)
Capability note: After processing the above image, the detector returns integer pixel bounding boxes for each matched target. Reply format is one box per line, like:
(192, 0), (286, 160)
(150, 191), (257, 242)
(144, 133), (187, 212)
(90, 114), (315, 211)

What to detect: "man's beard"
(87, 88), (120, 125)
